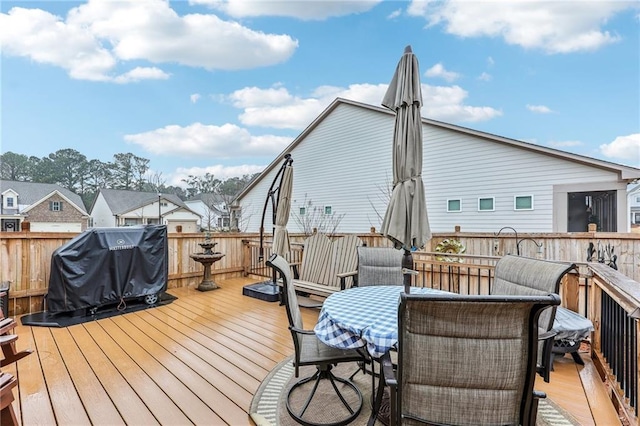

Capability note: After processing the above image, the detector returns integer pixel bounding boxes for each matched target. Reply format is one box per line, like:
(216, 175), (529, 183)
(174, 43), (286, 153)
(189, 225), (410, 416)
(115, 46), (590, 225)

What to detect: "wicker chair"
(267, 254), (366, 426)
(382, 293), (560, 426)
(491, 255), (576, 382)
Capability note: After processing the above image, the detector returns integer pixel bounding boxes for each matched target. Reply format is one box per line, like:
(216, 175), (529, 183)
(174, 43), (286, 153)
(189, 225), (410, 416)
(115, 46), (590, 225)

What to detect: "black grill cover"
(46, 225), (168, 313)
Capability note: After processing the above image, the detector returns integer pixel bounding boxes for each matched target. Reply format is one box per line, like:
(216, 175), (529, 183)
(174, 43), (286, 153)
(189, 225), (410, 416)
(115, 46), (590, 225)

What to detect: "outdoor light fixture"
(517, 237), (544, 255)
(494, 226), (519, 255)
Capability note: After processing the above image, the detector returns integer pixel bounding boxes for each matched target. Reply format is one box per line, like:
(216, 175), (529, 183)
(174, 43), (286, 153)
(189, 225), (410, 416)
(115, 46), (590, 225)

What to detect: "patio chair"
(491, 255), (576, 382)
(0, 300), (32, 367)
(0, 371), (18, 426)
(339, 246), (419, 289)
(382, 292), (560, 426)
(267, 254), (366, 426)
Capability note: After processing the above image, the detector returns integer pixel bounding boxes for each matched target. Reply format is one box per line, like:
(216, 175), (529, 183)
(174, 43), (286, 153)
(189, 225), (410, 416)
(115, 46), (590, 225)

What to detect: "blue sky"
(1, 0), (639, 188)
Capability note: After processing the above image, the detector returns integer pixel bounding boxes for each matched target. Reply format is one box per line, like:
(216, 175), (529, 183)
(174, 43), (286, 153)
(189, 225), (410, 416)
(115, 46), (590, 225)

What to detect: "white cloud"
(422, 84), (502, 122)
(548, 140), (584, 148)
(113, 67), (170, 84)
(478, 72), (492, 81)
(191, 0), (382, 20)
(169, 164), (266, 187)
(425, 63), (461, 82)
(526, 104), (553, 114)
(600, 134), (640, 165)
(407, 0), (630, 53)
(387, 9), (402, 19)
(0, 0), (298, 82)
(227, 81), (501, 129)
(124, 122), (292, 158)
(191, 93), (201, 103)
(487, 56), (495, 67)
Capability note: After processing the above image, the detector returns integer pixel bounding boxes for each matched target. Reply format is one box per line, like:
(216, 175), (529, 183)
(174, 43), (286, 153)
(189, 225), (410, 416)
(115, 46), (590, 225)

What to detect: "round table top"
(314, 285), (446, 358)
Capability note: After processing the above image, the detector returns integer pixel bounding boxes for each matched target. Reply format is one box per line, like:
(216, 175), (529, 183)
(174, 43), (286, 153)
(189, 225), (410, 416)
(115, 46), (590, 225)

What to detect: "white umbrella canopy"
(272, 162), (293, 256)
(380, 45), (431, 276)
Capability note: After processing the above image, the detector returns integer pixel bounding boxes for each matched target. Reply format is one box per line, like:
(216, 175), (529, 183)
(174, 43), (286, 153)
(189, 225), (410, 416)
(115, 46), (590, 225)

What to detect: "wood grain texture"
(13, 276), (614, 425)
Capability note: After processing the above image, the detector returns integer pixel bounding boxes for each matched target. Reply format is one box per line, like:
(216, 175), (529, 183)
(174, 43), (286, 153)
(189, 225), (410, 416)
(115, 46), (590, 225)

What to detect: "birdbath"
(190, 234), (225, 291)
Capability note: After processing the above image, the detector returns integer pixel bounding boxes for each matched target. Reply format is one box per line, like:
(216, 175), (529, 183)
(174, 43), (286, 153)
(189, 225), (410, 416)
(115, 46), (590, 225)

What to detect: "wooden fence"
(1, 230), (637, 315)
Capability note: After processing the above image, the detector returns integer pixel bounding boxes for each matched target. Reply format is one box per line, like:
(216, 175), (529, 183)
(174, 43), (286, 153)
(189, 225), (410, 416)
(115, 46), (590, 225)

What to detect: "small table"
(551, 306), (594, 364)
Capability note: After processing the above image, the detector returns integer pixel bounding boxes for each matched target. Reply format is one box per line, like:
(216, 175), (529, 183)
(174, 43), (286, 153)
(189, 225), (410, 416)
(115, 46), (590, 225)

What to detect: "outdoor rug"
(20, 292), (177, 327)
(250, 356), (581, 426)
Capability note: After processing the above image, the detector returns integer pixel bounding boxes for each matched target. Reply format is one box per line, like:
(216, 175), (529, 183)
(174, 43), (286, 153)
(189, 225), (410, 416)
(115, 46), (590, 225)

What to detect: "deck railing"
(588, 263), (640, 425)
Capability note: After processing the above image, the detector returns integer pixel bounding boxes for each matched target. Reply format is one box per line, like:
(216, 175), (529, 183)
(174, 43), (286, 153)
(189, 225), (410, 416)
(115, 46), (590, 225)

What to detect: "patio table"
(314, 285), (448, 426)
(314, 285), (448, 359)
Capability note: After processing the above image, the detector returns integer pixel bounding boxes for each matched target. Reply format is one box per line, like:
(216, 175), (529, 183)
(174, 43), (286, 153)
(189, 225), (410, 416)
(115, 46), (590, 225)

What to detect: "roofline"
(22, 190), (88, 215)
(234, 97), (640, 202)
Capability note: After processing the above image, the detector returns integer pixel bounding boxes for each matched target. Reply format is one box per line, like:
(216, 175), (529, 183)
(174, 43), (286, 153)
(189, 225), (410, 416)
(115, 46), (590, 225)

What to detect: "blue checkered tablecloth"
(314, 285), (447, 358)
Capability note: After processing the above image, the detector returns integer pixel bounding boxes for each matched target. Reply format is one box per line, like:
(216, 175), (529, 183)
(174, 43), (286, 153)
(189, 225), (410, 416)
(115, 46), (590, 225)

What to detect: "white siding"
(423, 126), (619, 232)
(239, 101), (634, 234)
(240, 103), (395, 234)
(31, 222), (82, 233)
(90, 194), (116, 227)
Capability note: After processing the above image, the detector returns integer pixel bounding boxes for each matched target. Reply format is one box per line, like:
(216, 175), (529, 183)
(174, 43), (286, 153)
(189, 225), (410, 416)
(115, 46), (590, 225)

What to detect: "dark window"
(568, 191), (616, 232)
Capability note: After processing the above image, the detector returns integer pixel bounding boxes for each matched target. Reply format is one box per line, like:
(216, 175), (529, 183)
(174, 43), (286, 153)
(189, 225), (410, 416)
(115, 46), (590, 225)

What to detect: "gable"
(236, 98), (639, 234)
(22, 190), (88, 216)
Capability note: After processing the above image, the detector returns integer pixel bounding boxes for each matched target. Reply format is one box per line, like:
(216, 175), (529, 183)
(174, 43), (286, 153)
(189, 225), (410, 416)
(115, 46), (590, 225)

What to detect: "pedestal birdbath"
(190, 234), (225, 291)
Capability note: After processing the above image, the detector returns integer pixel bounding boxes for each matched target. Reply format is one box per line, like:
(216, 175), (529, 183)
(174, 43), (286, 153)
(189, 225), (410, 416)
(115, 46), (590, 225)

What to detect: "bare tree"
(291, 195), (345, 237)
(367, 174), (393, 231)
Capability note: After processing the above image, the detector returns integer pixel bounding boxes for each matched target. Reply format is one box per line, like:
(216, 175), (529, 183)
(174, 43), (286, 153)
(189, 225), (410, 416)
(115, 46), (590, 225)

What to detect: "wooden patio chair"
(0, 294), (32, 368)
(267, 254), (366, 426)
(382, 293), (560, 426)
(288, 233), (363, 300)
(0, 371), (18, 426)
(491, 255), (576, 382)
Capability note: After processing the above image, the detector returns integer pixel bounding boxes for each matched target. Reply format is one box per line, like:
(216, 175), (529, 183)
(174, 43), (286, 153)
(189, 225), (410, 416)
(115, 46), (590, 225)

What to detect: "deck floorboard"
(9, 277), (613, 425)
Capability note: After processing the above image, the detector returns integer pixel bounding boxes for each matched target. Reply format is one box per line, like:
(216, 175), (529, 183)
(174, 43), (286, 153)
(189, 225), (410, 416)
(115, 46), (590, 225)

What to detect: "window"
(636, 196), (640, 203)
(5, 197), (13, 207)
(49, 201), (63, 211)
(447, 199), (461, 212)
(635, 212), (640, 224)
(299, 207), (306, 216)
(514, 195), (534, 210)
(478, 197), (494, 211)
(324, 205), (332, 215)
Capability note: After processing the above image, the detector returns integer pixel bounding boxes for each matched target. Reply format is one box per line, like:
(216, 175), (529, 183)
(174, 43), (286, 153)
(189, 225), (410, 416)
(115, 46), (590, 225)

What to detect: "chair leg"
(286, 365), (363, 426)
(0, 406), (17, 426)
(0, 343), (32, 367)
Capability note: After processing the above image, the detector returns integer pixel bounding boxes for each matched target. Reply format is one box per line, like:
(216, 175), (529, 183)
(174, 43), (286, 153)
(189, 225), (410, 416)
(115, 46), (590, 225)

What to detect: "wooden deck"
(7, 277), (621, 425)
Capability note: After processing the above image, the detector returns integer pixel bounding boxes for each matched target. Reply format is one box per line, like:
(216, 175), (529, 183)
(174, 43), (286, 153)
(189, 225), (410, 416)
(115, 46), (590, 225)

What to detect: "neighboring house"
(233, 98), (640, 234)
(0, 180), (89, 232)
(90, 188), (201, 233)
(628, 183), (640, 232)
(184, 193), (230, 231)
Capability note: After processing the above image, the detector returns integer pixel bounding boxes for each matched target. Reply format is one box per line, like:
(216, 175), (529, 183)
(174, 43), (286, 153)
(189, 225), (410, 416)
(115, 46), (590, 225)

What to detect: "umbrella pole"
(402, 249), (413, 293)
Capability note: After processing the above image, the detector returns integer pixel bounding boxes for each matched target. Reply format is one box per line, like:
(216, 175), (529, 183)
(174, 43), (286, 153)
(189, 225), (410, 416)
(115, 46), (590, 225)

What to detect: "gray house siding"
(236, 99), (640, 235)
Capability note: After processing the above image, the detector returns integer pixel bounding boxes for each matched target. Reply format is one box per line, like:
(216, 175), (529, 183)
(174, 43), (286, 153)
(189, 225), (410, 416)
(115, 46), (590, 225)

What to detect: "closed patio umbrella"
(260, 153), (294, 260)
(272, 158), (293, 256)
(242, 154), (294, 302)
(380, 45), (431, 289)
